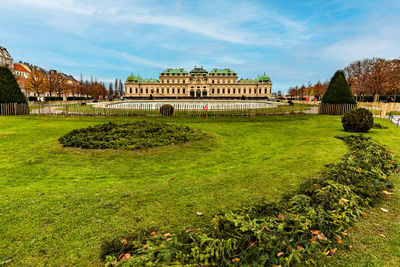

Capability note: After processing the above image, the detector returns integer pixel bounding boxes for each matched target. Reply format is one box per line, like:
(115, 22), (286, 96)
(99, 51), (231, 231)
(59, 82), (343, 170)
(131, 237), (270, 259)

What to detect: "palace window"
(167, 88), (170, 94)
(212, 88), (215, 94)
(238, 88), (241, 94)
(177, 88), (180, 94)
(172, 88), (175, 94)
(140, 88), (143, 93)
(233, 89), (235, 94)
(259, 89), (261, 94)
(217, 88), (220, 94)
(129, 88), (132, 94)
(264, 88), (267, 93)
(135, 88), (138, 93)
(157, 88), (159, 93)
(146, 89), (148, 94)
(212, 80), (214, 83)
(254, 89), (256, 94)
(228, 89), (230, 94)
(162, 88), (164, 93)
(244, 88), (246, 94)
(183, 80), (185, 83)
(183, 89), (186, 94)
(222, 89), (225, 94)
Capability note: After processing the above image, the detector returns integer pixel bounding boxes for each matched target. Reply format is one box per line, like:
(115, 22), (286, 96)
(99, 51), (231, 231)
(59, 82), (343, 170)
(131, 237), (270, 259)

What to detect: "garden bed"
(59, 121), (207, 150)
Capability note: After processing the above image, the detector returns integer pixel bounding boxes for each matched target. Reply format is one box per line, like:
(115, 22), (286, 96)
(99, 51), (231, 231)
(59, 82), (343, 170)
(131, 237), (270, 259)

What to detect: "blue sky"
(1, 0), (400, 92)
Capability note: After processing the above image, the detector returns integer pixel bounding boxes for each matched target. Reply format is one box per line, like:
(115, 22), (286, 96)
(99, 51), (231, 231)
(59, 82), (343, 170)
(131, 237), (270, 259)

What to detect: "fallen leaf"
(231, 258), (240, 262)
(248, 241), (258, 247)
(342, 230), (348, 236)
(121, 253), (131, 261)
(170, 176), (175, 180)
(317, 233), (328, 241)
(121, 239), (127, 244)
(277, 214), (285, 220)
(335, 236), (342, 244)
(167, 238), (172, 241)
(297, 245), (304, 251)
(143, 244), (147, 248)
(361, 212), (367, 217)
(185, 228), (195, 233)
(196, 211), (204, 216)
(118, 253), (131, 261)
(263, 226), (271, 231)
(339, 198), (349, 203)
(380, 208), (388, 213)
(310, 236), (316, 242)
(310, 230), (320, 235)
(149, 231), (157, 237)
(163, 233), (171, 238)
(349, 245), (353, 250)
(277, 252), (284, 258)
(331, 248), (337, 255)
(325, 251), (330, 256)
(379, 234), (387, 238)
(382, 190), (393, 196)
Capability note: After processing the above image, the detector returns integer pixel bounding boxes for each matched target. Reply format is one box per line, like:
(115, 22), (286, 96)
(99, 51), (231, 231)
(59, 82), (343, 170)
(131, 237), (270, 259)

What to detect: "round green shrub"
(342, 107), (374, 132)
(160, 104), (174, 116)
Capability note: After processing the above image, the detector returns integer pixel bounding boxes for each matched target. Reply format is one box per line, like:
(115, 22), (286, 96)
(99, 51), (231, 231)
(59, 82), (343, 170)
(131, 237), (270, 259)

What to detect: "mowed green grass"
(0, 115), (399, 266)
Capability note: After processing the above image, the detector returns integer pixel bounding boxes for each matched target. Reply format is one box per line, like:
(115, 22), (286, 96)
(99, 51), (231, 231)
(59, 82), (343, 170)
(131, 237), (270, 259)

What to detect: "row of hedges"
(102, 135), (397, 266)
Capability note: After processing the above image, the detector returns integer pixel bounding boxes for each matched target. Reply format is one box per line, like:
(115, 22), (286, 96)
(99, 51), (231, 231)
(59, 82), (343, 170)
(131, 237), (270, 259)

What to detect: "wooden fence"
(27, 102), (312, 118)
(318, 103), (357, 115)
(0, 103), (30, 116)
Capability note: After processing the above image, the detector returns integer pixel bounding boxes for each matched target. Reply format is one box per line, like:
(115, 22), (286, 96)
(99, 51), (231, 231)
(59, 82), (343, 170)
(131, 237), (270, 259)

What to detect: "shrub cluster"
(160, 104), (174, 116)
(342, 108), (374, 132)
(103, 135), (397, 266)
(59, 121), (206, 150)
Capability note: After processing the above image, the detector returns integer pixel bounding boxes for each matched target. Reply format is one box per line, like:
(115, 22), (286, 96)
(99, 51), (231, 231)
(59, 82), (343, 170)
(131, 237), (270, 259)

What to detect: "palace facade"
(125, 67), (272, 99)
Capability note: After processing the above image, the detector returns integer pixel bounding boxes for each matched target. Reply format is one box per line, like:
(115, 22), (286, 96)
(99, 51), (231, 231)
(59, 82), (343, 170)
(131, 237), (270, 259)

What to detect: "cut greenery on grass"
(102, 135), (397, 266)
(59, 121), (206, 150)
(0, 115), (399, 266)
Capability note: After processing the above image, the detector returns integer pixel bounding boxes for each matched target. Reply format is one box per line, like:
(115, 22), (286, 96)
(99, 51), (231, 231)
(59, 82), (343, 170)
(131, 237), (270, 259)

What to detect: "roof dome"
(255, 73), (271, 82)
(126, 74), (142, 82)
(190, 66), (208, 75)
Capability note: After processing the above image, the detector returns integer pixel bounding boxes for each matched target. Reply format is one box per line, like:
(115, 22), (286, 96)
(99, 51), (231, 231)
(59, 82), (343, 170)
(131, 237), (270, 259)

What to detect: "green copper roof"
(190, 66), (208, 74)
(239, 78), (256, 83)
(161, 68), (188, 75)
(209, 68), (236, 75)
(126, 74), (143, 82)
(255, 73), (271, 82)
(142, 78), (158, 83)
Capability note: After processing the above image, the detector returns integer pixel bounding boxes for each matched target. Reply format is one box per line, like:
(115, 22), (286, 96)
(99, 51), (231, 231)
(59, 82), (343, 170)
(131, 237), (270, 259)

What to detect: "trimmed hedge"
(342, 108), (374, 132)
(59, 121), (206, 150)
(322, 70), (356, 104)
(160, 104), (174, 116)
(102, 135), (397, 266)
(0, 67), (27, 104)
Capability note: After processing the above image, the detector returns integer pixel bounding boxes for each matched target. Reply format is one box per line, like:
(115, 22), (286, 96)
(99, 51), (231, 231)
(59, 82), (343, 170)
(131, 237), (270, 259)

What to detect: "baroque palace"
(125, 67), (272, 99)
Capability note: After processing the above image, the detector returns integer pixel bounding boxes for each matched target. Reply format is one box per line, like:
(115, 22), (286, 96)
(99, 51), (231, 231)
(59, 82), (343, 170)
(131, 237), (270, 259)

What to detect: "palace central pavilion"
(125, 67), (272, 99)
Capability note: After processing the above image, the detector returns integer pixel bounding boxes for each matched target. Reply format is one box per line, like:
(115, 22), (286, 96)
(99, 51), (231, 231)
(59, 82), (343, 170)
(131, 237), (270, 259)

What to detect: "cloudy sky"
(1, 0), (400, 92)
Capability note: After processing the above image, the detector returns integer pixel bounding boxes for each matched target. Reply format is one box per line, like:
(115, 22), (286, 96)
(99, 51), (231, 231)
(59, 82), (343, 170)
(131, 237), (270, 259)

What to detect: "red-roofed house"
(13, 63), (31, 95)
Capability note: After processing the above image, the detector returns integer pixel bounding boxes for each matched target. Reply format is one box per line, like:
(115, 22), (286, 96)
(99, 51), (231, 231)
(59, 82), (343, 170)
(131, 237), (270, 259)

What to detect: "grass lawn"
(0, 115), (399, 266)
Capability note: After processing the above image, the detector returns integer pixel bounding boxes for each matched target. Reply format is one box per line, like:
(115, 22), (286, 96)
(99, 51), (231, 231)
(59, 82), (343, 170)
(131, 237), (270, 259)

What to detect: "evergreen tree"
(322, 70), (356, 104)
(0, 66), (27, 104)
(118, 79), (124, 96)
(108, 83), (113, 96)
(114, 79), (118, 96)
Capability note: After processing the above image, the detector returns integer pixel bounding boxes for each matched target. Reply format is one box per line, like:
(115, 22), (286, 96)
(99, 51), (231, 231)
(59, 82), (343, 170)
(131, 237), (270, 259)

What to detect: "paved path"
(390, 115), (400, 126)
